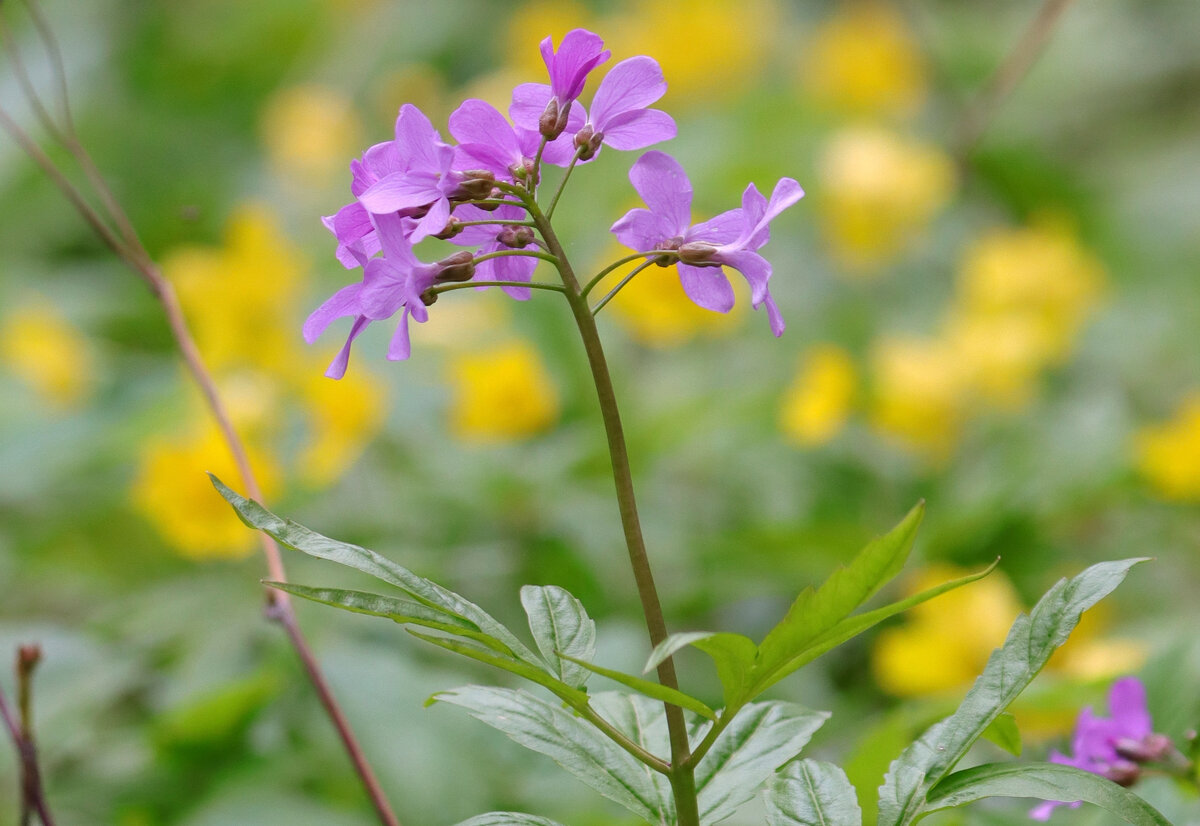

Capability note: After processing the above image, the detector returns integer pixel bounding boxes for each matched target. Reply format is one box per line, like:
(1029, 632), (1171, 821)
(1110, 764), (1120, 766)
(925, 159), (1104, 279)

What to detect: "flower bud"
(497, 225), (535, 248)
(420, 289), (439, 307)
(677, 241), (718, 265)
(655, 236), (683, 267)
(573, 125), (604, 161)
(539, 99), (569, 140)
(435, 251), (476, 283)
(434, 216), (464, 240)
(1115, 733), (1173, 763)
(1103, 760), (1141, 787)
(451, 170), (497, 202)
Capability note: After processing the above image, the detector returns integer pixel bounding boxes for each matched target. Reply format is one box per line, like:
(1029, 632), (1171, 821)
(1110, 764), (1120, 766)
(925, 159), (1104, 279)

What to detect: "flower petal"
(407, 196), (451, 243)
(599, 108), (676, 152)
(1108, 677), (1153, 739)
(611, 206), (677, 252)
(677, 263), (735, 313)
(387, 308), (413, 361)
(590, 56), (668, 129)
(716, 248), (772, 307)
(688, 206), (745, 245)
(547, 29), (610, 101)
(510, 82), (553, 132)
(325, 315), (370, 379)
(304, 282), (364, 343)
(628, 150), (692, 236)
(394, 103), (446, 173)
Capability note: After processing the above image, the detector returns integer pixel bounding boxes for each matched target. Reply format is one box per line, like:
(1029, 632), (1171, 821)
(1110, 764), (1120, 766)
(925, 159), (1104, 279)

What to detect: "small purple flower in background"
(1031, 676), (1173, 820)
(571, 56), (676, 160)
(611, 150), (804, 336)
(512, 28), (610, 139)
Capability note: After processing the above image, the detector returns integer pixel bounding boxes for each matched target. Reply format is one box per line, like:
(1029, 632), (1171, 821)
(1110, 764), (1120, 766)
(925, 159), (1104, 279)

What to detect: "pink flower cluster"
(307, 28), (802, 378)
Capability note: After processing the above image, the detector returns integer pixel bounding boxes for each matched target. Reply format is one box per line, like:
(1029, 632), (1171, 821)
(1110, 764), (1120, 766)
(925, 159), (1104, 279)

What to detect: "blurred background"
(1, 0), (1199, 823)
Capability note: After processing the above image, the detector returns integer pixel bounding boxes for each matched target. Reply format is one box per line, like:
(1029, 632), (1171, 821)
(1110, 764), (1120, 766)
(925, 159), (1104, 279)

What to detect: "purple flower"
(511, 28), (610, 139)
(354, 104), (463, 243)
(1030, 677), (1169, 821)
(449, 98), (581, 182)
(448, 204), (539, 301)
(610, 150), (804, 336)
(571, 56), (676, 160)
(305, 212), (444, 377)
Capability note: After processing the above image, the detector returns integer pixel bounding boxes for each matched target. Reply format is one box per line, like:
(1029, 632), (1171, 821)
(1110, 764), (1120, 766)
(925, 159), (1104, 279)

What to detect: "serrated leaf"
(877, 558), (1148, 826)
(520, 585), (596, 688)
(407, 631), (587, 707)
(753, 503), (925, 690)
(766, 759), (863, 826)
(560, 653), (716, 720)
(433, 685), (669, 823)
(925, 762), (1171, 826)
(453, 814), (568, 826)
(696, 701), (831, 823)
(981, 712), (1022, 757)
(750, 562), (998, 696)
(643, 631), (758, 708)
(211, 475), (542, 667)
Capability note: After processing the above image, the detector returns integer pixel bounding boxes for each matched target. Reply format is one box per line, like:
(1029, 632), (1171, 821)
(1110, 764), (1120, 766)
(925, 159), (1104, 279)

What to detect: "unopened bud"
(451, 170), (496, 202)
(17, 644), (42, 678)
(1103, 760), (1141, 787)
(434, 216), (464, 240)
(677, 241), (718, 265)
(654, 236), (683, 267)
(420, 289), (439, 306)
(539, 98), (569, 140)
(573, 125), (604, 161)
(1115, 734), (1173, 763)
(435, 251), (475, 283)
(497, 225), (535, 248)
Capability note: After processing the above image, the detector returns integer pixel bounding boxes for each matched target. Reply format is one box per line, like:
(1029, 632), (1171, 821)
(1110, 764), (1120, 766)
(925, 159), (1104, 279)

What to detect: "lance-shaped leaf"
(644, 632), (758, 709)
(211, 475), (543, 668)
(696, 701), (830, 823)
(752, 503), (925, 688)
(409, 632), (588, 706)
(877, 558), (1148, 826)
(453, 814), (569, 826)
(267, 582), (485, 638)
(925, 763), (1171, 826)
(520, 585), (596, 689)
(750, 562), (998, 696)
(560, 653), (717, 720)
(766, 759), (863, 826)
(433, 685), (670, 823)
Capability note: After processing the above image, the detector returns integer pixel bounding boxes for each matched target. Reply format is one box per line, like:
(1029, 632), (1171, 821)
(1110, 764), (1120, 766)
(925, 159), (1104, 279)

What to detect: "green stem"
(520, 191), (701, 826)
(426, 280), (565, 297)
(453, 219), (537, 228)
(591, 259), (657, 315)
(582, 250), (679, 297)
(469, 248), (560, 267)
(545, 146), (585, 220)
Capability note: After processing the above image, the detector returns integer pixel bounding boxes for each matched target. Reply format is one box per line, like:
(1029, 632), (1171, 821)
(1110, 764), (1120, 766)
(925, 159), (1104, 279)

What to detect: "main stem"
(522, 194), (701, 825)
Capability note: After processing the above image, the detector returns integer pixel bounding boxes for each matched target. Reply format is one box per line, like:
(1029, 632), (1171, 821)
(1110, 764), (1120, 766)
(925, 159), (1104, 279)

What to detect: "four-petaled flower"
(1031, 676), (1172, 821)
(611, 150), (804, 336)
(571, 56), (676, 160)
(512, 28), (610, 139)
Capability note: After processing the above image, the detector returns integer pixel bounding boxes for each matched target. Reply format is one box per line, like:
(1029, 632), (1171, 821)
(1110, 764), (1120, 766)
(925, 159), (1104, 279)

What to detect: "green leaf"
(877, 558), (1148, 826)
(588, 692), (680, 818)
(981, 712), (1022, 757)
(766, 759), (863, 826)
(433, 685), (669, 823)
(559, 653), (717, 721)
(643, 631), (758, 708)
(925, 762), (1172, 826)
(750, 562), (998, 696)
(266, 581), (488, 639)
(696, 701), (831, 823)
(644, 631), (723, 673)
(452, 815), (568, 826)
(520, 585), (595, 688)
(753, 503), (925, 691)
(210, 475), (542, 667)
(407, 631), (587, 707)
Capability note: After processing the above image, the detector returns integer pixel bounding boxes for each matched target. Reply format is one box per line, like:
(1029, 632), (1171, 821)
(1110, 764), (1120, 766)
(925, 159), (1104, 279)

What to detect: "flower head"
(1031, 677), (1171, 820)
(512, 28), (610, 139)
(571, 56), (676, 160)
(611, 150), (803, 335)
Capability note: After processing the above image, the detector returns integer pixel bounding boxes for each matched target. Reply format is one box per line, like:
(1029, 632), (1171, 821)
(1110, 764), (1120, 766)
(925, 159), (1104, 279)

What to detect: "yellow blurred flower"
(780, 344), (857, 446)
(448, 340), (559, 443)
(294, 367), (386, 485)
(801, 0), (927, 119)
(505, 0), (596, 80)
(955, 223), (1105, 365)
(873, 564), (1022, 697)
(371, 64), (451, 129)
(131, 420), (279, 561)
(608, 0), (777, 104)
(0, 299), (96, 410)
(868, 335), (966, 459)
(166, 204), (306, 375)
(261, 84), (362, 188)
(1135, 394), (1200, 501)
(944, 313), (1048, 410)
(818, 127), (955, 274)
